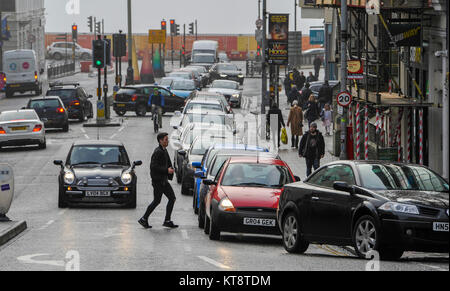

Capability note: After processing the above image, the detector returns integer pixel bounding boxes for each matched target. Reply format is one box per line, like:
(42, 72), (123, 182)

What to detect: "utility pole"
(0, 10), (3, 72)
(126, 0), (134, 85)
(261, 0), (267, 115)
(294, 0), (297, 32)
(339, 0), (348, 160)
(195, 20), (198, 40)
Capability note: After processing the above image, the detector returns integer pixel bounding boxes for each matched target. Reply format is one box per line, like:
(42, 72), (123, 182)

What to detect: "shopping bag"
(281, 128), (288, 145)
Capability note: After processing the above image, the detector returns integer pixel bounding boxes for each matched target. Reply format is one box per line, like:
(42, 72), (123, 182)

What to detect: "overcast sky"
(44, 0), (324, 35)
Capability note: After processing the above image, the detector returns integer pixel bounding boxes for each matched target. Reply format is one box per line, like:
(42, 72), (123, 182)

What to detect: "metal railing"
(47, 62), (76, 80)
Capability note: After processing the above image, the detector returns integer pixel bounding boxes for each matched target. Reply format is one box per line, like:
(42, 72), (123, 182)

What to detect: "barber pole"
(388, 115), (393, 147)
(356, 103), (361, 160)
(407, 109), (412, 163)
(376, 109), (380, 135)
(419, 109), (424, 165)
(348, 104), (353, 128)
(380, 115), (385, 147)
(397, 109), (404, 162)
(364, 105), (369, 161)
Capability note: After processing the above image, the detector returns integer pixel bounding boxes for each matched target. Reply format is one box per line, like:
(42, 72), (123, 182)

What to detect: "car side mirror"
(192, 162), (202, 169)
(172, 141), (182, 150)
(21, 107), (26, 110)
(194, 170), (205, 179)
(54, 160), (64, 168)
(294, 176), (301, 182)
(203, 179), (217, 186)
(178, 150), (187, 156)
(133, 161), (143, 169)
(88, 95), (93, 99)
(333, 181), (354, 194)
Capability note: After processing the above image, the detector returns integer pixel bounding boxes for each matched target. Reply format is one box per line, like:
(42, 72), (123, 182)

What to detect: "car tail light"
(57, 107), (65, 113)
(33, 124), (43, 132)
(0, 127), (6, 134)
(70, 100), (80, 106)
(131, 94), (138, 102)
(35, 71), (38, 80)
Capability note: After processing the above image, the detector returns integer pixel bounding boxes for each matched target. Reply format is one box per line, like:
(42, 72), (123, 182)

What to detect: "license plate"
(433, 222), (449, 232)
(86, 191), (111, 197)
(11, 126), (27, 131)
(117, 104), (126, 107)
(10, 84), (20, 88)
(243, 218), (276, 227)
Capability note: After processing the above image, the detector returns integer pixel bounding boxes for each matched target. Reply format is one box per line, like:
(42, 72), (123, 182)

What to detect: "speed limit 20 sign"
(337, 91), (352, 107)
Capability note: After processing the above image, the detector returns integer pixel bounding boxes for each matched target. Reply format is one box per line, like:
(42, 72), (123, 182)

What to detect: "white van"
(191, 40), (218, 61)
(2, 50), (44, 98)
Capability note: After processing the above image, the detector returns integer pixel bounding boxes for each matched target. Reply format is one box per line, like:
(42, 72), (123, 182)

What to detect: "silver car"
(47, 42), (92, 61)
(208, 80), (242, 108)
(0, 110), (46, 150)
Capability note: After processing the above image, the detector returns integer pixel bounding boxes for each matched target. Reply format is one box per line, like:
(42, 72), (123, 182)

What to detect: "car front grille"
(237, 207), (277, 214)
(419, 206), (441, 217)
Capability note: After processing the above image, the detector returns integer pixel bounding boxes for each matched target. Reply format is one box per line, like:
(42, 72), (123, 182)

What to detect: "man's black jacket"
(150, 145), (173, 184)
(267, 107), (285, 131)
(298, 130), (325, 159)
(318, 84), (332, 104)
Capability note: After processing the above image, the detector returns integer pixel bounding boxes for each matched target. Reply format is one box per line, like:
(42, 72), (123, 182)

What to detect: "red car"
(202, 156), (299, 240)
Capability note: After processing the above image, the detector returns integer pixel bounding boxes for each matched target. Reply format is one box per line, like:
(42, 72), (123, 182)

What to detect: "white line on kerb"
(198, 256), (231, 270)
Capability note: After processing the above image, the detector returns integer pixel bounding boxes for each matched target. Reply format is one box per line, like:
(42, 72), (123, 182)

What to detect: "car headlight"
(64, 171), (75, 185)
(220, 74), (228, 78)
(378, 202), (419, 215)
(219, 197), (236, 212)
(232, 94), (240, 98)
(121, 172), (132, 185)
(238, 74), (244, 78)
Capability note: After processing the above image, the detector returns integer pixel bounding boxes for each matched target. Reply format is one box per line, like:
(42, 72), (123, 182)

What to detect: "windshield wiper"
(229, 182), (270, 187)
(71, 162), (101, 166)
(101, 162), (124, 167)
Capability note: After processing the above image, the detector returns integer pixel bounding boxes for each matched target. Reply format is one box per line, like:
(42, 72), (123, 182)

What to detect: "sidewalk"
(0, 221), (27, 247)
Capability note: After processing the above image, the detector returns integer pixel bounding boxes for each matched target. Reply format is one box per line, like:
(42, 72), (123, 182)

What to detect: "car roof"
(214, 151), (277, 159)
(72, 140), (124, 147)
(29, 96), (62, 101)
(212, 79), (239, 84)
(325, 160), (429, 168)
(186, 122), (230, 131)
(185, 110), (226, 116)
(187, 99), (222, 105)
(1, 109), (36, 114)
(194, 92), (224, 97)
(210, 144), (268, 151)
(228, 156), (287, 166)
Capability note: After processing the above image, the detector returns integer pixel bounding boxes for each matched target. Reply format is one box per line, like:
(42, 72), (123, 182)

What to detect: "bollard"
(0, 164), (14, 222)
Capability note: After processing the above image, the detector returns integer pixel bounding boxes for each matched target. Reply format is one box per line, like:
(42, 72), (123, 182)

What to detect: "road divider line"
(58, 209), (67, 216)
(38, 220), (55, 231)
(198, 256), (231, 270)
(84, 134), (90, 140)
(418, 263), (448, 271)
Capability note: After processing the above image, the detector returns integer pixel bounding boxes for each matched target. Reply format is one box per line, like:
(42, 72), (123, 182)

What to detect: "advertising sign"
(148, 30), (166, 44)
(388, 24), (421, 47)
(310, 29), (325, 45)
(347, 60), (364, 80)
(268, 14), (289, 65)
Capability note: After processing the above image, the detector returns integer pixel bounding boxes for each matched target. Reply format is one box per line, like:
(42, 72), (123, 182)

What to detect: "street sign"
(337, 91), (352, 107)
(348, 60), (364, 80)
(310, 29), (325, 45)
(97, 100), (105, 121)
(148, 29), (166, 44)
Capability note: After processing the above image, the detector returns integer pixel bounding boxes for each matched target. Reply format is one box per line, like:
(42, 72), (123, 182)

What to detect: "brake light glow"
(70, 100), (80, 106)
(33, 125), (43, 132)
(57, 107), (65, 113)
(35, 71), (38, 80)
(131, 94), (138, 102)
(0, 127), (6, 134)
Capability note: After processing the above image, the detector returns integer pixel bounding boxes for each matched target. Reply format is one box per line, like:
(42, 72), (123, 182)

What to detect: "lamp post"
(339, 0), (348, 160)
(126, 0), (134, 85)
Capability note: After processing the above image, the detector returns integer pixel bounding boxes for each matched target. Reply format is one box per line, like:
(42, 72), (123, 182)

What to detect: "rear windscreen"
(0, 111), (37, 121)
(117, 89), (137, 95)
(29, 99), (61, 109)
(46, 90), (77, 103)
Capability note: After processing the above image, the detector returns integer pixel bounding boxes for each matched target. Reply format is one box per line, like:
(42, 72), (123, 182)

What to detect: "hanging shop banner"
(310, 29), (325, 45)
(268, 14), (289, 65)
(347, 60), (364, 80)
(388, 23), (421, 47)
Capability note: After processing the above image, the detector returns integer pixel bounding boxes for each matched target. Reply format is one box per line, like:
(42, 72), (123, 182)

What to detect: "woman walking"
(304, 94), (320, 127)
(287, 100), (303, 149)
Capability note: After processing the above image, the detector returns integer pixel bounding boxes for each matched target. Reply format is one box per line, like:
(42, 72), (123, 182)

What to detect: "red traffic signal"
(161, 21), (167, 30)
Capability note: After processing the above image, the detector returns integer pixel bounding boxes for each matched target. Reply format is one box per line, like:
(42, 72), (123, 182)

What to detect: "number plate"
(117, 104), (126, 107)
(433, 222), (449, 232)
(11, 126), (27, 131)
(243, 218), (276, 227)
(10, 84), (20, 88)
(86, 191), (111, 197)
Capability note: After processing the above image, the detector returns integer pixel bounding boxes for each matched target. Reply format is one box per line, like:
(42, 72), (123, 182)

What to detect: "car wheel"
(53, 53), (63, 60)
(136, 103), (147, 117)
(181, 175), (192, 196)
(78, 109), (85, 122)
(62, 123), (69, 132)
(115, 110), (126, 117)
(204, 212), (210, 234)
(5, 89), (13, 98)
(193, 191), (199, 214)
(176, 170), (182, 184)
(88, 104), (94, 118)
(282, 212), (309, 254)
(58, 187), (68, 208)
(353, 215), (380, 260)
(38, 139), (47, 149)
(198, 200), (205, 229)
(209, 208), (221, 241)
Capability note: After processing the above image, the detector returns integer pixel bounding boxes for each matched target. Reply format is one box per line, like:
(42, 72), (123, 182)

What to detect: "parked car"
(2, 49), (44, 98)
(46, 83), (93, 122)
(113, 85), (185, 117)
(209, 63), (244, 85)
(0, 110), (46, 150)
(300, 80), (340, 99)
(25, 96), (69, 132)
(208, 80), (242, 108)
(53, 140), (142, 208)
(47, 42), (92, 61)
(277, 161), (449, 260)
(194, 145), (271, 216)
(202, 156), (298, 240)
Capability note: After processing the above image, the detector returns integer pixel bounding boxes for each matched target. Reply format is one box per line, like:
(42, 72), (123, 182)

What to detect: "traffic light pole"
(261, 0), (267, 116)
(126, 0), (134, 85)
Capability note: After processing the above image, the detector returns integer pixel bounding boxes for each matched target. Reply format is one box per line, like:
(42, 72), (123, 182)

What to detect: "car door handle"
(312, 196), (320, 201)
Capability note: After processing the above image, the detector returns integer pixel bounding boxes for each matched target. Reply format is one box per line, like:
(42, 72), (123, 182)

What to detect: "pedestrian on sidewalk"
(287, 100), (304, 149)
(288, 85), (301, 105)
(304, 94), (320, 127)
(321, 103), (333, 136)
(284, 73), (293, 100)
(307, 72), (317, 84)
(318, 80), (333, 111)
(267, 102), (286, 149)
(313, 56), (322, 80)
(297, 71), (306, 90)
(139, 132), (178, 229)
(299, 83), (312, 108)
(299, 123), (325, 177)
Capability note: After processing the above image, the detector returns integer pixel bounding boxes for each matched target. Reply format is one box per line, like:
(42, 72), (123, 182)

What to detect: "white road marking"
(109, 133), (118, 140)
(181, 229), (189, 240)
(84, 134), (90, 140)
(58, 209), (67, 216)
(80, 128), (86, 133)
(418, 263), (448, 271)
(198, 256), (231, 270)
(17, 254), (65, 267)
(38, 220), (55, 230)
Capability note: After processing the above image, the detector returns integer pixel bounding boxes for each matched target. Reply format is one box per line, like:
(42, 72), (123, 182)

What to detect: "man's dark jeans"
(143, 181), (176, 222)
(306, 158), (320, 177)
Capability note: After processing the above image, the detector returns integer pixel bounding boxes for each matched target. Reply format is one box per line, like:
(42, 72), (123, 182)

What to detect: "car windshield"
(159, 79), (174, 86)
(217, 64), (238, 71)
(168, 73), (190, 80)
(193, 55), (215, 64)
(221, 163), (292, 188)
(46, 89), (77, 102)
(29, 99), (61, 109)
(188, 66), (206, 73)
(184, 114), (226, 126)
(0, 111), (37, 121)
(191, 137), (228, 156)
(185, 103), (223, 112)
(172, 80), (196, 91)
(358, 164), (449, 192)
(68, 146), (130, 166)
(212, 81), (239, 90)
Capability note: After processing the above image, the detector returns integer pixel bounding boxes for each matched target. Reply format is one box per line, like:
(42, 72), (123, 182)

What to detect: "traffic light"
(170, 19), (175, 35)
(95, 22), (101, 34)
(87, 16), (93, 33)
(181, 44), (185, 55)
(92, 39), (106, 69)
(72, 25), (78, 42)
(175, 24), (180, 36)
(189, 22), (194, 35)
(161, 20), (167, 31)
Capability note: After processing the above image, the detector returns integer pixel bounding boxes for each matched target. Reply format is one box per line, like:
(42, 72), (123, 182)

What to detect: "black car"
(209, 63), (244, 85)
(54, 140), (142, 208)
(277, 161), (449, 261)
(113, 85), (185, 117)
(299, 80), (340, 99)
(46, 83), (94, 122)
(25, 96), (69, 132)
